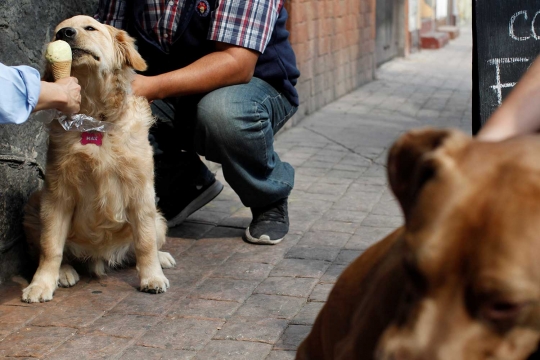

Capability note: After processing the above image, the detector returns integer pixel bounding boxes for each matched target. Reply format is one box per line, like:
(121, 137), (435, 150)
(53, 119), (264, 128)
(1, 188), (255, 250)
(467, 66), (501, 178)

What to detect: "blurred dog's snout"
(56, 27), (77, 41)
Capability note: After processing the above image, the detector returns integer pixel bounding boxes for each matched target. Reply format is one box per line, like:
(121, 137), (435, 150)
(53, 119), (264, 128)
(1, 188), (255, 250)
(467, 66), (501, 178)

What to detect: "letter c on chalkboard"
(509, 10), (540, 41)
(510, 10), (531, 41)
(532, 11), (540, 40)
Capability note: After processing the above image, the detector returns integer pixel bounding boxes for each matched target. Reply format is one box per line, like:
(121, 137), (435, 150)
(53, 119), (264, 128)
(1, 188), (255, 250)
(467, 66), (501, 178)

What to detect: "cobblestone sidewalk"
(0, 28), (472, 359)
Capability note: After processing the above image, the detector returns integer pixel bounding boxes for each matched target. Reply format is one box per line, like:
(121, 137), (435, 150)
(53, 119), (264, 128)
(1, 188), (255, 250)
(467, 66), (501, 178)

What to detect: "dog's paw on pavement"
(158, 251), (176, 269)
(58, 264), (80, 287)
(21, 282), (55, 303)
(140, 274), (170, 294)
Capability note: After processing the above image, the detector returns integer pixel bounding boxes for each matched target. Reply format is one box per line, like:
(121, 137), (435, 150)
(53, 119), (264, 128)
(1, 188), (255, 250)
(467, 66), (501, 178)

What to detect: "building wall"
(409, 0), (422, 52)
(436, 0), (448, 19)
(284, 0), (377, 126)
(457, 0), (472, 24)
(409, 0), (420, 33)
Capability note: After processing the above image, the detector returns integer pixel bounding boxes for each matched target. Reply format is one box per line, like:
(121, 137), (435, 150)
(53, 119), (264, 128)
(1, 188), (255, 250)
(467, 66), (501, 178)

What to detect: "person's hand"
(34, 77), (81, 114)
(55, 77), (81, 114)
(132, 74), (160, 102)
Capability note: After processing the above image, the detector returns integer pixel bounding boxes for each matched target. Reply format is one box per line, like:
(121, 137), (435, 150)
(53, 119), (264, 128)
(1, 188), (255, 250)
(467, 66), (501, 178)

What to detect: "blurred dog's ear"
(387, 128), (469, 221)
(111, 28), (147, 71)
(42, 63), (55, 82)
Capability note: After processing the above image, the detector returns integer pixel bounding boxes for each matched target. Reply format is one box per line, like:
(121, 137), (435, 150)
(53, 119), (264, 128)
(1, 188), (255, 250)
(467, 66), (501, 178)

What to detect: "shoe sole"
(167, 180), (224, 228)
(244, 227), (284, 245)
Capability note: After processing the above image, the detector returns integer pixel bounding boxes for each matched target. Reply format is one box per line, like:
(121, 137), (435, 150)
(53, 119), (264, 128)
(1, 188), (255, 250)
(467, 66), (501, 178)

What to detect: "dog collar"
(57, 113), (115, 133)
(80, 131), (103, 146)
(56, 114), (115, 147)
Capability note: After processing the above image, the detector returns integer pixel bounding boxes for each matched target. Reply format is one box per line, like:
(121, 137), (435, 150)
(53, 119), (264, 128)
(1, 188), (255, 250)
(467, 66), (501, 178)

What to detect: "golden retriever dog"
(22, 15), (175, 303)
(297, 128), (540, 359)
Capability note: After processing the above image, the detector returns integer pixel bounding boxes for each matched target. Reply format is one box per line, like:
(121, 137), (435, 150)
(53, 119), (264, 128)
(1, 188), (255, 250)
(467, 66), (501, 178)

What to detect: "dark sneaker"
(160, 175), (224, 228)
(154, 151), (224, 228)
(245, 198), (289, 245)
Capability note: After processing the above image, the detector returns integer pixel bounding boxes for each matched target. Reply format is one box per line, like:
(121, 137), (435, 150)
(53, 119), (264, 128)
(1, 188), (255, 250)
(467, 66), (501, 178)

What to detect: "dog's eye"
(481, 300), (528, 323)
(84, 26), (97, 31)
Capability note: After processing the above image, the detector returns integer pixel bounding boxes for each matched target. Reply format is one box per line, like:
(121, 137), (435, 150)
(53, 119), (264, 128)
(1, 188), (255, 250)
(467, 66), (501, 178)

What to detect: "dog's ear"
(112, 29), (148, 71)
(387, 128), (470, 221)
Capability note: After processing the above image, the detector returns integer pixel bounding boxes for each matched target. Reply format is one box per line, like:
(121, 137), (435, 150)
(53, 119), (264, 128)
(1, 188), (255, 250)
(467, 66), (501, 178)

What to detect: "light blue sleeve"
(0, 62), (42, 125)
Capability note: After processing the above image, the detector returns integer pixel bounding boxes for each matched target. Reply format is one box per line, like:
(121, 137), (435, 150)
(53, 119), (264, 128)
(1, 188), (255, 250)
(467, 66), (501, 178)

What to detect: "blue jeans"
(152, 77), (297, 208)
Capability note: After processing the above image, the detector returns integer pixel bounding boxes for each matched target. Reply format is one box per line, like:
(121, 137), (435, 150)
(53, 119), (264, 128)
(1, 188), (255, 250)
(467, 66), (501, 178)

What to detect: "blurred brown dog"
(22, 15), (175, 303)
(297, 128), (540, 359)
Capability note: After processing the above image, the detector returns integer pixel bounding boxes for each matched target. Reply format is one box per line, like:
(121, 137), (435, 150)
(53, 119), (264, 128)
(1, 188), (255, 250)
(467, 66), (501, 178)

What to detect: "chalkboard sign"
(473, 1), (540, 133)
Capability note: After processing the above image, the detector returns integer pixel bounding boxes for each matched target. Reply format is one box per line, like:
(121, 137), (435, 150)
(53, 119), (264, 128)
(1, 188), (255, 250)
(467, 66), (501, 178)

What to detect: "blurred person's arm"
(478, 56), (540, 141)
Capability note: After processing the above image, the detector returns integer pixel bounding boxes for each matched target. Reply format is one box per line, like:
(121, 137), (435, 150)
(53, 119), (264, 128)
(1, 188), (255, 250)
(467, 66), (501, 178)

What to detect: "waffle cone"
(51, 61), (71, 80)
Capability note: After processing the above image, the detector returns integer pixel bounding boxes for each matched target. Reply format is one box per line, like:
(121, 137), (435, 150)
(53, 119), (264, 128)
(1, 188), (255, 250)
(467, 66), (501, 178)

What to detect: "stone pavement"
(0, 28), (472, 359)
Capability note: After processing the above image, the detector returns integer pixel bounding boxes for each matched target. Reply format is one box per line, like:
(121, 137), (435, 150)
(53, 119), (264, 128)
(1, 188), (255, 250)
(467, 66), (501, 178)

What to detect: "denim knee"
(193, 79), (295, 207)
(195, 88), (260, 158)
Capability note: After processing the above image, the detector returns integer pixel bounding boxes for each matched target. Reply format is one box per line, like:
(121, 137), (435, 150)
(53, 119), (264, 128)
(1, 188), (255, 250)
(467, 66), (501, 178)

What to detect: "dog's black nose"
(55, 27), (77, 41)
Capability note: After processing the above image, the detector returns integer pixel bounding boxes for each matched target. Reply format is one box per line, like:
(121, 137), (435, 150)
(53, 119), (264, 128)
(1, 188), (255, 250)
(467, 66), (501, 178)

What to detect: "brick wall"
(285, 0), (377, 126)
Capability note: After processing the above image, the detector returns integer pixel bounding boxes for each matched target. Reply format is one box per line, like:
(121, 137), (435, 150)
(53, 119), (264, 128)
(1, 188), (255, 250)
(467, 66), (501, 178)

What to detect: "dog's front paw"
(158, 251), (176, 269)
(21, 282), (56, 303)
(58, 264), (80, 287)
(140, 274), (170, 294)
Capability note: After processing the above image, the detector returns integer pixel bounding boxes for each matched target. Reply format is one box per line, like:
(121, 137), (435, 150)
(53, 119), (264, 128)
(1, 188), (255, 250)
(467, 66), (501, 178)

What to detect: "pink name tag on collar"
(81, 131), (103, 146)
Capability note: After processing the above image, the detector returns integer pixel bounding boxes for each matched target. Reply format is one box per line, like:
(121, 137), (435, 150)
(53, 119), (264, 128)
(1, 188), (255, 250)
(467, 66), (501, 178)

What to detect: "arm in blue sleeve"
(0, 62), (41, 125)
(94, 0), (127, 28)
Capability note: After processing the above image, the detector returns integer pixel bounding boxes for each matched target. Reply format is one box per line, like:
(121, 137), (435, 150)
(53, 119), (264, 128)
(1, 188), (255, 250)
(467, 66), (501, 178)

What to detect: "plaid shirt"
(95, 0), (283, 54)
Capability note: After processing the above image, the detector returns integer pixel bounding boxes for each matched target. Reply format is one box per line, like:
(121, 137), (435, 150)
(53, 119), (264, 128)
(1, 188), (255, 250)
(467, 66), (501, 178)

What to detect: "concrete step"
(421, 31), (450, 49)
(437, 25), (460, 40)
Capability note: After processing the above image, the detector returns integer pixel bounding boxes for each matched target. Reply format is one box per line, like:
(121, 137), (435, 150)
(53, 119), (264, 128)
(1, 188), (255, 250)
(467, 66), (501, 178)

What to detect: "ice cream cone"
(51, 60), (72, 80)
(46, 40), (72, 80)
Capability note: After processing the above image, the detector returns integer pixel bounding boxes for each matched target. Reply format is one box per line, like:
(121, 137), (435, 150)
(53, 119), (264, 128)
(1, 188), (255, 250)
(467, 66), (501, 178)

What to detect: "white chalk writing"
(509, 10), (540, 40)
(487, 57), (530, 105)
(510, 10), (530, 40)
